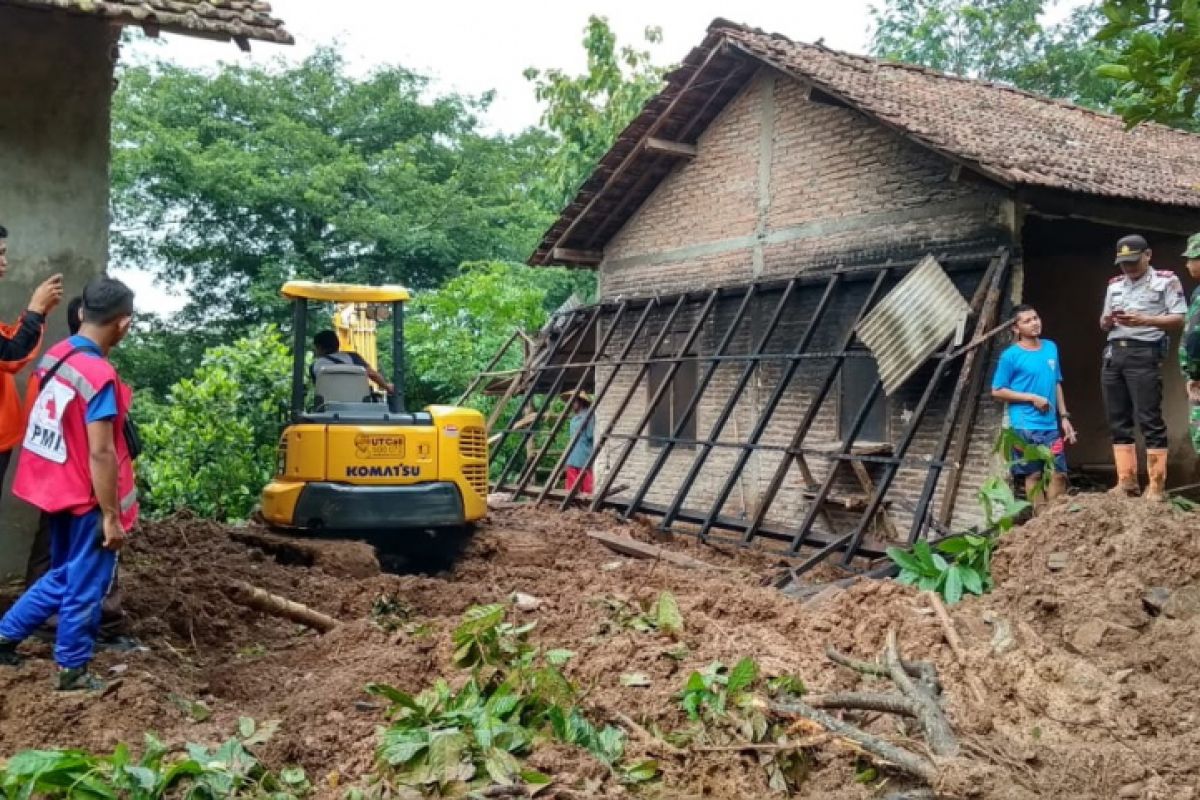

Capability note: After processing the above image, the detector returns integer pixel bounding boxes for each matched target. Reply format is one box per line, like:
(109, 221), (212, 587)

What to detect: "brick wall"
(585, 68), (1015, 547)
(601, 69), (1009, 297)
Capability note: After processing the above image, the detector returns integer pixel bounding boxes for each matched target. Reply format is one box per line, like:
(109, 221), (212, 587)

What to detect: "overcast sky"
(118, 0), (883, 311)
(130, 0), (878, 134)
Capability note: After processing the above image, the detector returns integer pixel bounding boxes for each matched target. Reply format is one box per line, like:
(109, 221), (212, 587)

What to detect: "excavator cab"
(260, 281), (488, 534)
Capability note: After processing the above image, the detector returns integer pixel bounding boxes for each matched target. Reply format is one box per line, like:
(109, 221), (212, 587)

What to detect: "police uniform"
(1102, 234), (1187, 499)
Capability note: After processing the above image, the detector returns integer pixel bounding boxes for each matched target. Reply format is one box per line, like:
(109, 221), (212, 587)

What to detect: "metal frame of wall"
(463, 247), (1011, 576)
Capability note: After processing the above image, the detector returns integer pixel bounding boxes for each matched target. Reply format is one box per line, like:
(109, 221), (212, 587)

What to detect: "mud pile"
(0, 497), (1196, 799)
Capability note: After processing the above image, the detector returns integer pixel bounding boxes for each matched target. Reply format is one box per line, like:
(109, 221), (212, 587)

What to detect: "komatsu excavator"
(260, 281), (488, 534)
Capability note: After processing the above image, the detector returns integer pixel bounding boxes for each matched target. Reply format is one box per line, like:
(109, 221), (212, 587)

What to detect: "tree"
(869, 0), (1122, 110)
(402, 261), (596, 409)
(525, 16), (668, 210)
(1097, 0), (1200, 127)
(112, 50), (557, 330)
(111, 319), (224, 402)
(136, 327), (292, 520)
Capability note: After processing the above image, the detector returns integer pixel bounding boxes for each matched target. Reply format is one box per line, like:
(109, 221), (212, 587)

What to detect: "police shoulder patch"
(1109, 274), (1124, 285)
(1157, 270), (1177, 277)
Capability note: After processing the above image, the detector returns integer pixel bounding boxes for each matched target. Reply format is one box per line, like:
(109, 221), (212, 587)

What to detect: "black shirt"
(0, 311), (45, 364)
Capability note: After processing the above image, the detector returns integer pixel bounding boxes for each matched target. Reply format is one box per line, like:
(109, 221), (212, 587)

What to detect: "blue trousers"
(0, 509), (116, 668)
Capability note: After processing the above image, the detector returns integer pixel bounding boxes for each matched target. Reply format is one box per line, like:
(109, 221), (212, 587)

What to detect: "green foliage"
(888, 537), (992, 604)
(112, 50), (557, 329)
(1170, 494), (1199, 512)
(404, 261), (596, 409)
(525, 16), (668, 209)
(869, 0), (1122, 109)
(0, 726), (308, 799)
(670, 659), (810, 792)
(137, 326), (291, 520)
(889, 428), (1054, 603)
(112, 318), (223, 402)
(597, 591), (685, 638)
(1098, 0), (1200, 127)
(678, 658), (759, 721)
(989, 426), (1052, 524)
(367, 604), (655, 794)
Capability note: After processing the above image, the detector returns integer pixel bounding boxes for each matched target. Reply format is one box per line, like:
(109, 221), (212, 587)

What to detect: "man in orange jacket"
(0, 224), (65, 498)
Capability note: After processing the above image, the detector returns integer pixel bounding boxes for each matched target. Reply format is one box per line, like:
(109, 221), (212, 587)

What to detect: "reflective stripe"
(120, 488), (138, 513)
(50, 363), (98, 403)
(35, 355), (99, 402)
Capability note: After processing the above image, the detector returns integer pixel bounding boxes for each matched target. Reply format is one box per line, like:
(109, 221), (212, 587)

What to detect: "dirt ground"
(2, 495), (1199, 799)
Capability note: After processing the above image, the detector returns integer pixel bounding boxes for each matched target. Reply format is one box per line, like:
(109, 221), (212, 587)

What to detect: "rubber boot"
(1048, 473), (1069, 503)
(1108, 444), (1140, 497)
(56, 666), (105, 692)
(1145, 448), (1169, 502)
(0, 637), (22, 667)
(1025, 474), (1047, 515)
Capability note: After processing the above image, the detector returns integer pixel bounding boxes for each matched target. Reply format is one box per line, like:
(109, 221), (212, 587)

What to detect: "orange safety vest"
(0, 315), (41, 452)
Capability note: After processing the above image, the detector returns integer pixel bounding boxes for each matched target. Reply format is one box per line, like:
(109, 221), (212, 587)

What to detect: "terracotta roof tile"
(4, 0), (293, 44)
(532, 19), (1200, 265)
(721, 20), (1200, 208)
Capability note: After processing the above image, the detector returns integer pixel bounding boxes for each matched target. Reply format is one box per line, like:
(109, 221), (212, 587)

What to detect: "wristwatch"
(1060, 412), (1072, 420)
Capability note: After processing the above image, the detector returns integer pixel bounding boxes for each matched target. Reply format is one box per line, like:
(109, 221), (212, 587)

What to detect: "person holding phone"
(1100, 234), (1186, 501)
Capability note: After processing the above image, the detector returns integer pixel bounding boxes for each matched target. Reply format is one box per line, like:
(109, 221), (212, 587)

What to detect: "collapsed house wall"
(592, 69), (1014, 537)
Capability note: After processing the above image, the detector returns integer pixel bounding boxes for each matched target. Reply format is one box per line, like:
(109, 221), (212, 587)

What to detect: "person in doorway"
(1100, 234), (1186, 501)
(22, 296), (134, 650)
(310, 330), (393, 394)
(991, 304), (1077, 511)
(1180, 234), (1200, 457)
(0, 224), (65, 498)
(564, 391), (595, 495)
(0, 276), (138, 692)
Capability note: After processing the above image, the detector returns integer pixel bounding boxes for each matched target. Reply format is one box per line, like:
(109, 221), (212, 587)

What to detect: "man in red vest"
(0, 276), (137, 691)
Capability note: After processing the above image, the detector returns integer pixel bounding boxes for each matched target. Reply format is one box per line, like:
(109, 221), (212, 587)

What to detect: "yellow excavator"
(260, 281), (488, 535)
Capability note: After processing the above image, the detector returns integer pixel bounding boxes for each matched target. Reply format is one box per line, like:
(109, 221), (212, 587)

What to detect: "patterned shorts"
(1010, 428), (1068, 476)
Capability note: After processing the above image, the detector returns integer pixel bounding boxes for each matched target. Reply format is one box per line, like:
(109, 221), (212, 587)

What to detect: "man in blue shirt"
(991, 304), (1077, 511)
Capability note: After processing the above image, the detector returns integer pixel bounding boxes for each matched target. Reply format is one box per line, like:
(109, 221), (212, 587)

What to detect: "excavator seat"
(314, 363), (372, 408)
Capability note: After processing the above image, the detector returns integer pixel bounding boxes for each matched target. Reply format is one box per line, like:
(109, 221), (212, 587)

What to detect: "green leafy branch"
(0, 722), (308, 799)
(363, 603), (659, 795)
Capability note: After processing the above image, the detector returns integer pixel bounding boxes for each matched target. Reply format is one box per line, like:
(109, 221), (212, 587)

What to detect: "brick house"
(0, 0), (291, 576)
(506, 19), (1200, 567)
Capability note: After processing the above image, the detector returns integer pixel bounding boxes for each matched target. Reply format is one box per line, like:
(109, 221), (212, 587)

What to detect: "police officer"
(1180, 233), (1200, 457)
(1100, 234), (1186, 501)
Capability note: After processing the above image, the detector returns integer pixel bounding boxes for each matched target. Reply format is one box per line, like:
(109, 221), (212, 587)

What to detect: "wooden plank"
(584, 530), (735, 572)
(550, 247), (603, 266)
(644, 137), (698, 159)
(848, 458), (900, 539)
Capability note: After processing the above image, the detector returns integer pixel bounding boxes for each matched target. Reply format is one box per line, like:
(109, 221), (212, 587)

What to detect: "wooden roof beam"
(551, 247), (603, 266)
(539, 41), (731, 264)
(644, 137), (697, 159)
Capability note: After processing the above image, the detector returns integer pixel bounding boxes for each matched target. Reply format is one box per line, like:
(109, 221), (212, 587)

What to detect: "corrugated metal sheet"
(855, 255), (970, 395)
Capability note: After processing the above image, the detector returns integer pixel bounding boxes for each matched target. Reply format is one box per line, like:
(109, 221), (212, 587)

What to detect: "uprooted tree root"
(771, 627), (956, 791)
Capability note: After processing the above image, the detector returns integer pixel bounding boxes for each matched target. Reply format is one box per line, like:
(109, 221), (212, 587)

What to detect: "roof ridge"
(709, 16), (1200, 143)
